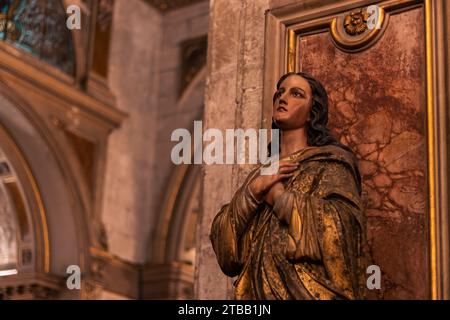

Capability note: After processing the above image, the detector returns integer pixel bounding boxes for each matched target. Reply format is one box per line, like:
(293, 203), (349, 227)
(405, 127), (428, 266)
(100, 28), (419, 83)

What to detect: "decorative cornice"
(88, 247), (140, 299)
(0, 42), (126, 130)
(142, 262), (194, 299)
(0, 273), (62, 300)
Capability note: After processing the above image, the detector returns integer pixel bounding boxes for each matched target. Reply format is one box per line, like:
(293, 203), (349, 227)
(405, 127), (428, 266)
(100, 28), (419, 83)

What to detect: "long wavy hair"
(271, 71), (352, 153)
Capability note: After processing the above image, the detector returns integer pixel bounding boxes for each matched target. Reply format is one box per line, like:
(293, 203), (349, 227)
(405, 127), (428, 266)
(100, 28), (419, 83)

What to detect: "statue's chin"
(272, 118), (287, 128)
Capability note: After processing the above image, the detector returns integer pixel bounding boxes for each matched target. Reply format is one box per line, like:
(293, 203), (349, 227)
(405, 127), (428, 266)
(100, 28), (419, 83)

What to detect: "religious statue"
(210, 72), (367, 300)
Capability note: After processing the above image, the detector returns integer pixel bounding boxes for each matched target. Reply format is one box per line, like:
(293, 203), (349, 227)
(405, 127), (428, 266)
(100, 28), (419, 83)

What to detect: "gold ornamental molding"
(330, 5), (386, 52)
(284, 0), (423, 72)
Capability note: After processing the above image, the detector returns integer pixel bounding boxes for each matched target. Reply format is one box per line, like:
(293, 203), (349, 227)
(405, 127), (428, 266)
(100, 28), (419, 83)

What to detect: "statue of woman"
(210, 72), (366, 300)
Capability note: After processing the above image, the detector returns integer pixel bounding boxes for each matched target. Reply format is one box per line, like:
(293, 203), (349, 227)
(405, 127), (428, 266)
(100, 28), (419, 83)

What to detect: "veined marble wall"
(299, 7), (428, 299)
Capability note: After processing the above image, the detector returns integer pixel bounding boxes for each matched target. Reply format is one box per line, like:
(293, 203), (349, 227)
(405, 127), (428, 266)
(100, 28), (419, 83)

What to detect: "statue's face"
(273, 75), (312, 131)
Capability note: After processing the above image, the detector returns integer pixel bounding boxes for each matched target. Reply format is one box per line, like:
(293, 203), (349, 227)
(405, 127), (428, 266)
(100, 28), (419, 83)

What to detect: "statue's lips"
(277, 106), (287, 112)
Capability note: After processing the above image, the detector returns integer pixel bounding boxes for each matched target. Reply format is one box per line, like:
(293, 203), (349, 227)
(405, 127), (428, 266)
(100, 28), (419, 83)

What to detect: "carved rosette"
(331, 6), (387, 52)
(344, 9), (369, 36)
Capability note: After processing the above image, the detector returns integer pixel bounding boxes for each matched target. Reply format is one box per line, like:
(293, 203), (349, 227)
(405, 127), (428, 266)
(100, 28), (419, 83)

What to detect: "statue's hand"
(248, 161), (297, 202)
(265, 182), (285, 206)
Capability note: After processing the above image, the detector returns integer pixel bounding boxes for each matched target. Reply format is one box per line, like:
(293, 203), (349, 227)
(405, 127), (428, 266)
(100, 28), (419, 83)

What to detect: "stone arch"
(0, 82), (91, 299)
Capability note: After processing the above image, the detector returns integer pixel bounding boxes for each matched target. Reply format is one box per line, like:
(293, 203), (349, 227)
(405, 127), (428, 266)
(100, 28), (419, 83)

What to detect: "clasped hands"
(248, 161), (298, 206)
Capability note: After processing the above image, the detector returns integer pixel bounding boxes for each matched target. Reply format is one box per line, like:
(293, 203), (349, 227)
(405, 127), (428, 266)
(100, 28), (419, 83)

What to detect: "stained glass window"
(0, 0), (75, 75)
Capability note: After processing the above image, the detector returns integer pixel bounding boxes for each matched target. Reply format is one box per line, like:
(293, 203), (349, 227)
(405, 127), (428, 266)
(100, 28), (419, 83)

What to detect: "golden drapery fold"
(210, 145), (367, 300)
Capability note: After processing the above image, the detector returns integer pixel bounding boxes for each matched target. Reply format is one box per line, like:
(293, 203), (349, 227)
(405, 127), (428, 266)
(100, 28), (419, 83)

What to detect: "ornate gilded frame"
(264, 0), (450, 299)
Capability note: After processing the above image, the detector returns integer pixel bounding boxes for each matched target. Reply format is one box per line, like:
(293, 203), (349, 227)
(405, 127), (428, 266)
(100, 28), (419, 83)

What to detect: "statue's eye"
(292, 90), (304, 98)
(275, 90), (283, 99)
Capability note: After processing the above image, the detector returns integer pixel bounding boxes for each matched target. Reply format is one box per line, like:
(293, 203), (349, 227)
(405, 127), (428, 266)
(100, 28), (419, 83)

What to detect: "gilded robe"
(210, 145), (366, 300)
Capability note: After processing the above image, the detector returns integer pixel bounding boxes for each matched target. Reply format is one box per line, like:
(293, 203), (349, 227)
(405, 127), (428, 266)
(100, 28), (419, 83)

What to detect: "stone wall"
(103, 0), (162, 263)
(150, 0), (209, 262)
(104, 0), (210, 267)
(196, 0), (269, 299)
